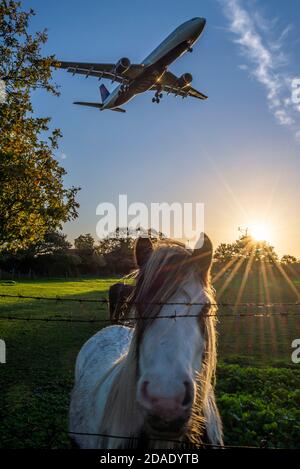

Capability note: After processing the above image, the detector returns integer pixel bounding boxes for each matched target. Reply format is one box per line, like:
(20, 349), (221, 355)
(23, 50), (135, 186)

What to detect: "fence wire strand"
(1, 293), (300, 323)
(68, 430), (262, 449)
(1, 292), (300, 307)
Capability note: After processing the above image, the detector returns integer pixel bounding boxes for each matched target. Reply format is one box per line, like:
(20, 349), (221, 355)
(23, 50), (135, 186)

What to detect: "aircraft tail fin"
(99, 84), (110, 103)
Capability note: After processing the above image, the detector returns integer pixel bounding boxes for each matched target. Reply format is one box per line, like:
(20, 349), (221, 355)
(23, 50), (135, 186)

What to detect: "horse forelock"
(131, 240), (218, 445)
(131, 241), (206, 346)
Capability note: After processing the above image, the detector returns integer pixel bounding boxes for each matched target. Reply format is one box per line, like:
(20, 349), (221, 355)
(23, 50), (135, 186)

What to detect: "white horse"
(69, 235), (223, 449)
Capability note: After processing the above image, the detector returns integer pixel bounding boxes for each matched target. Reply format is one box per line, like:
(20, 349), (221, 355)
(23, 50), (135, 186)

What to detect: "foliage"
(1, 228), (300, 277)
(214, 235), (279, 264)
(0, 231), (106, 277)
(27, 231), (71, 256)
(96, 227), (167, 274)
(217, 365), (300, 448)
(214, 242), (236, 264)
(0, 1), (79, 252)
(97, 234), (135, 275)
(281, 254), (298, 265)
(74, 233), (95, 252)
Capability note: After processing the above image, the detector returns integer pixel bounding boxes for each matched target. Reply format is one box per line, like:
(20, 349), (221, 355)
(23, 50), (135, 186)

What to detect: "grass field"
(0, 274), (300, 448)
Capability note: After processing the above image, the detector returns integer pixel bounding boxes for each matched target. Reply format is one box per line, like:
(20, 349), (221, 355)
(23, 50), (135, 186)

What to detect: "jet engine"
(114, 57), (131, 75)
(177, 73), (193, 88)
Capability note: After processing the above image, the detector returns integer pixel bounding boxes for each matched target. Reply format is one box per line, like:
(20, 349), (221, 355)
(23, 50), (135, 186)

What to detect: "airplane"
(57, 17), (207, 113)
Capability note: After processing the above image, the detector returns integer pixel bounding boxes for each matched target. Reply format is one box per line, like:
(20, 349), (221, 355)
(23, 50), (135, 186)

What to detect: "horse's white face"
(136, 273), (207, 434)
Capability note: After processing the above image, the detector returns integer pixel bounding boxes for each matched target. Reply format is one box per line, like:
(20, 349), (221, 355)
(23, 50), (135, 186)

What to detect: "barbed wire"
(0, 311), (300, 323)
(1, 293), (300, 323)
(1, 293), (300, 307)
(68, 429), (262, 449)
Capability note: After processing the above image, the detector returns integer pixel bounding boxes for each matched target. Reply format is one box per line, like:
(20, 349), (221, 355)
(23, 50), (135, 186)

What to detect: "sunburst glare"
(249, 222), (271, 242)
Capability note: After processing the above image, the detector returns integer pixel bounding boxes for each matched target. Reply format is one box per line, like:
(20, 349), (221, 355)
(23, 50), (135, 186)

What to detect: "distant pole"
(238, 226), (248, 238)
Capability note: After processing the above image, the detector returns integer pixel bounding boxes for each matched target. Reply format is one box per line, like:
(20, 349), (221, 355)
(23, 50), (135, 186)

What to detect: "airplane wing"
(153, 70), (208, 100)
(56, 61), (144, 83)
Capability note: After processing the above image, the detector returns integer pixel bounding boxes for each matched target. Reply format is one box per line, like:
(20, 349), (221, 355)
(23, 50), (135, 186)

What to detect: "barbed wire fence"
(1, 293), (300, 323)
(0, 293), (299, 449)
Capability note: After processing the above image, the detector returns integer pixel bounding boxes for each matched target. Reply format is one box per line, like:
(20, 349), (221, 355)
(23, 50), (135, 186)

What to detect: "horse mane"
(99, 239), (220, 449)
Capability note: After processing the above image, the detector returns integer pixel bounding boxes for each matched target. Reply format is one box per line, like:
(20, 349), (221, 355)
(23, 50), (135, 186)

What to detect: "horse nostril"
(182, 381), (192, 407)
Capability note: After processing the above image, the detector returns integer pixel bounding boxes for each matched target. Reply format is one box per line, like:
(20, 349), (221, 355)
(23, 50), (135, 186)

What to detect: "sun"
(249, 222), (271, 242)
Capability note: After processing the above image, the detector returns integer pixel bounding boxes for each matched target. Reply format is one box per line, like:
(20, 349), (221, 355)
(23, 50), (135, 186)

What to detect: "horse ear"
(134, 237), (154, 268)
(192, 233), (213, 277)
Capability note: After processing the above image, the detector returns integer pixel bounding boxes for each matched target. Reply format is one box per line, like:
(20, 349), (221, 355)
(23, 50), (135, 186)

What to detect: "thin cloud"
(295, 131), (300, 143)
(220, 0), (300, 142)
(274, 109), (294, 126)
(55, 151), (67, 161)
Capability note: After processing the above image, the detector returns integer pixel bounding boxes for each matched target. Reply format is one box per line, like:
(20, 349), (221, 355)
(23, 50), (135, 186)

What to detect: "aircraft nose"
(195, 17), (206, 30)
(189, 17), (206, 37)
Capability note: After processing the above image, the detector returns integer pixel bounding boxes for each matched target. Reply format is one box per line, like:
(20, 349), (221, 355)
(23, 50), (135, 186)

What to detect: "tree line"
(0, 230), (299, 278)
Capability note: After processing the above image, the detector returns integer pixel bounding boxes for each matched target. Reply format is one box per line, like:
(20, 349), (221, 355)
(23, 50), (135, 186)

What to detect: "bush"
(216, 365), (300, 448)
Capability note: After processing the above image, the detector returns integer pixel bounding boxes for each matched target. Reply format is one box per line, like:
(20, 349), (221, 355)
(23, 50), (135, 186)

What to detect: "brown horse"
(109, 282), (134, 323)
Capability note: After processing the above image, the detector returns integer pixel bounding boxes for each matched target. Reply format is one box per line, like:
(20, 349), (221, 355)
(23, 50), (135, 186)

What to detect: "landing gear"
(118, 83), (129, 95)
(152, 96), (160, 103)
(152, 89), (163, 104)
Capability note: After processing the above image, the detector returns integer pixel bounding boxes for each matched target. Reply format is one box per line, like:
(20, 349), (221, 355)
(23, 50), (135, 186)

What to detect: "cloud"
(55, 151), (67, 161)
(295, 130), (300, 143)
(274, 109), (294, 126)
(0, 79), (7, 104)
(220, 0), (300, 142)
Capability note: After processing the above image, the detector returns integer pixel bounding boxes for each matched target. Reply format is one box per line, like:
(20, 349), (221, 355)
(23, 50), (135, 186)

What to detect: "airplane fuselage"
(101, 17), (206, 110)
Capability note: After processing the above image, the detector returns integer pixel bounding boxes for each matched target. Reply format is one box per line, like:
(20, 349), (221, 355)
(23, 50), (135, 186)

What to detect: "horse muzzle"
(144, 414), (189, 439)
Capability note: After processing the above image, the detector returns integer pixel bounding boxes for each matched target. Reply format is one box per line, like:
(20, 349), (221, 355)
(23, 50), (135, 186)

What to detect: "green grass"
(213, 267), (300, 364)
(0, 275), (300, 448)
(0, 278), (115, 448)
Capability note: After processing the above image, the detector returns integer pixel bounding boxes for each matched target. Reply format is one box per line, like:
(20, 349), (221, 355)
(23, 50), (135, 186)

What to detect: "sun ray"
(212, 255), (241, 284)
(231, 247), (256, 356)
(273, 260), (300, 302)
(217, 255), (246, 300)
(260, 258), (270, 304)
(219, 238), (259, 352)
(266, 260), (289, 355)
(218, 254), (247, 350)
(233, 246), (255, 312)
(259, 258), (277, 357)
(283, 262), (300, 285)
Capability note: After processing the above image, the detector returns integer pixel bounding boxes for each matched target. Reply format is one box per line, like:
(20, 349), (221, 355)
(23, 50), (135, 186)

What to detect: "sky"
(22, 0), (300, 257)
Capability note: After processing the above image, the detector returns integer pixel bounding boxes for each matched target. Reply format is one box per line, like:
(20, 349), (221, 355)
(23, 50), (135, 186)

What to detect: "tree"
(0, 1), (79, 252)
(74, 234), (95, 252)
(214, 235), (279, 264)
(33, 231), (71, 256)
(281, 254), (297, 265)
(97, 229), (136, 275)
(214, 243), (236, 264)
